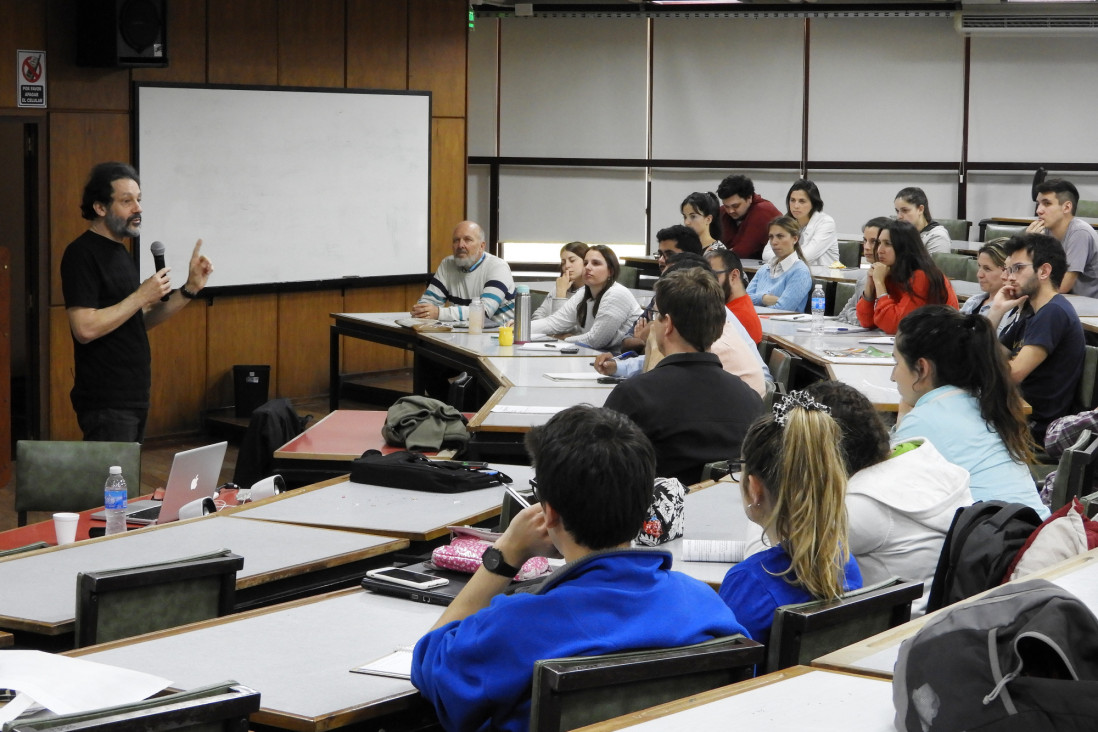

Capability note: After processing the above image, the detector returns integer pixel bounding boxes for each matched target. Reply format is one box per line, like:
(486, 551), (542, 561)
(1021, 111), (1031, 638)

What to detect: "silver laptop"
(92, 442), (228, 526)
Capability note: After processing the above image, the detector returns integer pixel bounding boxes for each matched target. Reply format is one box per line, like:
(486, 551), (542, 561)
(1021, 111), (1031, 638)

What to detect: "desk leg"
(330, 325), (341, 412)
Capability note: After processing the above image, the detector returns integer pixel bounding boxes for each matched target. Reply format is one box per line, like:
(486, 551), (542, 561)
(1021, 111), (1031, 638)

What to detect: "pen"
(590, 350), (636, 366)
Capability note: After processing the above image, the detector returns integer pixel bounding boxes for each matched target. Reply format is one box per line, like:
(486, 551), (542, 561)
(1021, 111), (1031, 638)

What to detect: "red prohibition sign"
(22, 55), (43, 83)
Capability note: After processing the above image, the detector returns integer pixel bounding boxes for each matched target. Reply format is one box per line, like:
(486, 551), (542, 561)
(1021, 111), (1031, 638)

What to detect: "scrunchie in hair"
(773, 389), (831, 426)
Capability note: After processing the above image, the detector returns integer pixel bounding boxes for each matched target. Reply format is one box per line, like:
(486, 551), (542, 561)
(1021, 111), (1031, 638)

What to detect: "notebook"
(91, 442), (228, 526)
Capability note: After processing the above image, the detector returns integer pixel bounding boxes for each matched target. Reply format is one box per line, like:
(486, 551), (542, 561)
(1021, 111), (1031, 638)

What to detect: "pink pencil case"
(432, 535), (549, 580)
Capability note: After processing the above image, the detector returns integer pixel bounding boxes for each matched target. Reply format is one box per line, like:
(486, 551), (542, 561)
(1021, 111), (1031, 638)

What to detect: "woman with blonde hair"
(719, 392), (863, 643)
(745, 216), (813, 312)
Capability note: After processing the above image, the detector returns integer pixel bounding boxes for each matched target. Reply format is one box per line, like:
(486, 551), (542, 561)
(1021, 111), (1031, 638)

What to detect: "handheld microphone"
(150, 240), (170, 302)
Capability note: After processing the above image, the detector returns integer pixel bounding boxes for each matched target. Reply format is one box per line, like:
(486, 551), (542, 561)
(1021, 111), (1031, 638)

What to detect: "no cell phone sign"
(17, 50), (46, 108)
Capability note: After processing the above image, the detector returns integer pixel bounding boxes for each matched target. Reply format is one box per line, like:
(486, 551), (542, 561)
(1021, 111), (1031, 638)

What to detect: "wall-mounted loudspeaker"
(77, 0), (169, 68)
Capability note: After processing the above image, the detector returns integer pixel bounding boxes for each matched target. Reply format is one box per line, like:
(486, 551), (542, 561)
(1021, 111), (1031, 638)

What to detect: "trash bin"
(233, 365), (270, 418)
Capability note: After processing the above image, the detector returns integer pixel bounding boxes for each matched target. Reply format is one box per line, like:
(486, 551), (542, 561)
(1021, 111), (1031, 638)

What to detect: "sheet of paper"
(796, 325), (869, 334)
(350, 647), (415, 680)
(542, 372), (603, 382)
(682, 539), (745, 564)
(0, 650), (172, 725)
(490, 405), (565, 415)
(768, 314), (813, 322)
(860, 336), (895, 345)
(517, 342), (573, 353)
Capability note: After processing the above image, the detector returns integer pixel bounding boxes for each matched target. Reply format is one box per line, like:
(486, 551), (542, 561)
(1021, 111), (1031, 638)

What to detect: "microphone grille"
(150, 240), (165, 255)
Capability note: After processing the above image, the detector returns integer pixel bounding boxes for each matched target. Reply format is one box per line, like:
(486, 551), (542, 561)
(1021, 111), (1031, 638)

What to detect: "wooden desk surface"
(470, 386), (612, 432)
(1081, 315), (1098, 334)
(228, 465), (534, 541)
(0, 513), (405, 635)
(1065, 294), (1098, 318)
(812, 547), (1098, 680)
(70, 588), (444, 732)
(0, 631), (12, 648)
(575, 666), (893, 731)
(481, 355), (609, 389)
(274, 410), (418, 462)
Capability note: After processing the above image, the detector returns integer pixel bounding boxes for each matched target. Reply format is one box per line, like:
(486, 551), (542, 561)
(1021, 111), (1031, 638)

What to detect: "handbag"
(350, 450), (509, 493)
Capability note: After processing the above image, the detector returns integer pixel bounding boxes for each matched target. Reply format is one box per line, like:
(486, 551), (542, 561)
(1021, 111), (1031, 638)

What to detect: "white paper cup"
(53, 512), (80, 545)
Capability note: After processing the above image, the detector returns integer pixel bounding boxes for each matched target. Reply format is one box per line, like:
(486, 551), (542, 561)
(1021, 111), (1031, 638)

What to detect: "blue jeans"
(77, 407), (148, 443)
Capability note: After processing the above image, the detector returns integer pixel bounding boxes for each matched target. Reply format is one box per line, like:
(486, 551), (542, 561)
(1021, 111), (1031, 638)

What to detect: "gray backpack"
(894, 578), (1098, 731)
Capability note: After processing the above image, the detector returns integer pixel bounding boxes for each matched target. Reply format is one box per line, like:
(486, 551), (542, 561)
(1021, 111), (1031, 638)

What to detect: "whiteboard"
(134, 84), (431, 291)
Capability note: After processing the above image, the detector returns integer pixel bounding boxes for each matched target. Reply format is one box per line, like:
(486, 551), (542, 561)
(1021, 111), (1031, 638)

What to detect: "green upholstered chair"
(0, 541), (49, 558)
(931, 252), (973, 282)
(530, 289), (548, 313)
(936, 218), (971, 241)
(618, 265), (640, 289)
(964, 256), (980, 283)
(768, 348), (802, 397)
(1075, 200), (1098, 218)
(837, 240), (861, 269)
(1048, 430), (1098, 513)
(764, 578), (923, 674)
(4, 680), (260, 732)
(1077, 345), (1098, 411)
(983, 223), (1025, 242)
(15, 441), (141, 526)
(74, 549), (243, 648)
(529, 634), (764, 732)
(833, 282), (857, 316)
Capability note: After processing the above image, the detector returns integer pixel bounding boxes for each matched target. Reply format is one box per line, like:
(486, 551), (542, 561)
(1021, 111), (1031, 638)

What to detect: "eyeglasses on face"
(1002, 262), (1033, 276)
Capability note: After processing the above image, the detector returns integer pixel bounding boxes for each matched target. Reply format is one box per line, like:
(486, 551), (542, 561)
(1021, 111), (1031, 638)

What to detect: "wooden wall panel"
(409, 0), (467, 118)
(347, 0), (408, 90)
(342, 285), (417, 373)
(277, 290), (345, 398)
(430, 118), (467, 266)
(48, 113), (130, 306)
(46, 0), (129, 111)
(146, 300), (207, 436)
(132, 0), (207, 84)
(0, 247), (10, 484)
(0, 1), (47, 113)
(278, 0), (346, 88)
(208, 0), (278, 85)
(205, 294), (278, 409)
(48, 305), (79, 440)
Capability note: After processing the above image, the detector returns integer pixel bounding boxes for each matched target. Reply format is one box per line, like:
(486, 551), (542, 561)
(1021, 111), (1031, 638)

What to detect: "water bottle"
(514, 285), (532, 344)
(811, 283), (826, 335)
(467, 297), (484, 334)
(104, 465), (128, 536)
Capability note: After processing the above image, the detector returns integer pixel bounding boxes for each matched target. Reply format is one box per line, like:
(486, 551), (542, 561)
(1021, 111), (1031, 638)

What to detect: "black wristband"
(180, 285), (199, 299)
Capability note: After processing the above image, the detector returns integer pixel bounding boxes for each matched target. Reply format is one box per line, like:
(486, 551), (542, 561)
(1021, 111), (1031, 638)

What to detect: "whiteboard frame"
(133, 82), (432, 296)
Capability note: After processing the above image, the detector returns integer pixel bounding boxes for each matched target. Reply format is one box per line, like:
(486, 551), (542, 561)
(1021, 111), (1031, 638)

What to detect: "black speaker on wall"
(77, 0), (169, 68)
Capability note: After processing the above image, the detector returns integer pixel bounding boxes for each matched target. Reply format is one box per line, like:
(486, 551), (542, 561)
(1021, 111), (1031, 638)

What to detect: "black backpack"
(349, 450), (509, 493)
(895, 578), (1098, 731)
(926, 501), (1042, 613)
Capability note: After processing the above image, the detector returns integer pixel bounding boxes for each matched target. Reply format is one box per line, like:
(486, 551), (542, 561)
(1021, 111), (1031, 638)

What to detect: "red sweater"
(719, 194), (782, 260)
(856, 269), (959, 334)
(727, 294), (763, 344)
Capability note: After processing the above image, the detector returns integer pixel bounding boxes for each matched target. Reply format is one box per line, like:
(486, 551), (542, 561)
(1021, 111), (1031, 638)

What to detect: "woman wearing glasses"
(745, 216), (813, 312)
(894, 186), (952, 255)
(530, 245), (642, 350)
(958, 240), (1018, 335)
(680, 191), (725, 256)
(760, 179), (839, 267)
(857, 220), (958, 334)
(532, 241), (589, 320)
(891, 306), (1049, 518)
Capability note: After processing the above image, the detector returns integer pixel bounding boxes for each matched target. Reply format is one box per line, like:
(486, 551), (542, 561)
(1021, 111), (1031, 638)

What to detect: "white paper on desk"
(682, 539), (746, 563)
(490, 405), (564, 415)
(351, 646), (414, 680)
(796, 325), (869, 334)
(0, 650), (172, 725)
(860, 336), (896, 345)
(768, 314), (814, 322)
(517, 342), (571, 352)
(542, 372), (603, 382)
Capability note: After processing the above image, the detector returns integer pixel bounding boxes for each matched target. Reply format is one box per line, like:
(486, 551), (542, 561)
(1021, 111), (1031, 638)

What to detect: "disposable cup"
(53, 512), (80, 545)
(498, 326), (514, 347)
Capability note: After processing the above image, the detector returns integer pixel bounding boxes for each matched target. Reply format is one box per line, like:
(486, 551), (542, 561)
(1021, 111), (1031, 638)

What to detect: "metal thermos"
(514, 285), (532, 343)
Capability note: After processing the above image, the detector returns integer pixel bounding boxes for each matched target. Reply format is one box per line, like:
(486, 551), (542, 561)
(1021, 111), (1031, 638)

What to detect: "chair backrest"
(765, 578), (923, 673)
(618, 265), (640, 289)
(6, 680), (260, 732)
(767, 348), (801, 396)
(232, 398), (309, 489)
(964, 256), (980, 283)
(529, 634), (764, 732)
(936, 218), (971, 241)
(15, 441), (141, 526)
(74, 549), (244, 648)
(0, 541), (49, 558)
(1049, 430), (1098, 512)
(983, 223), (1025, 242)
(1077, 345), (1098, 412)
(930, 252), (973, 281)
(1076, 199), (1098, 218)
(837, 240), (861, 269)
(833, 282), (856, 316)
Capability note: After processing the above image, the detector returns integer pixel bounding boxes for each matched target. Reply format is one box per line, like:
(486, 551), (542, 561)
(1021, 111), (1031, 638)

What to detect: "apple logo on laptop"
(189, 474), (200, 492)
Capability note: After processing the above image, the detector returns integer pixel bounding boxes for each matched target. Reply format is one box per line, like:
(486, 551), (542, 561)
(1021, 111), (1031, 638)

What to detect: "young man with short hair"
(716, 174), (782, 259)
(705, 247), (762, 343)
(654, 224), (703, 273)
(412, 405), (747, 732)
(989, 233), (1085, 440)
(1026, 178), (1098, 297)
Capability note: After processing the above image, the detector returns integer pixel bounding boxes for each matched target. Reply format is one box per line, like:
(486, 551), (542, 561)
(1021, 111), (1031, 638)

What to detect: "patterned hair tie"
(773, 390), (831, 426)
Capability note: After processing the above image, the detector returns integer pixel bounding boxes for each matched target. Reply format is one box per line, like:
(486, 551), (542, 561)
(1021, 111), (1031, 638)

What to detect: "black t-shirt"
(60, 230), (151, 411)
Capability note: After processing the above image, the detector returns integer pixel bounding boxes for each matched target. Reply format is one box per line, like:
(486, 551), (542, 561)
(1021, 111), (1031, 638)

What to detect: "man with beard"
(61, 162), (213, 442)
(412, 220), (515, 325)
(989, 233), (1084, 441)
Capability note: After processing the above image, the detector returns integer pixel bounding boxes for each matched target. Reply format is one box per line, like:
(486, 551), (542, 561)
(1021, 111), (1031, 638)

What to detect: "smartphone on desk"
(365, 567), (450, 590)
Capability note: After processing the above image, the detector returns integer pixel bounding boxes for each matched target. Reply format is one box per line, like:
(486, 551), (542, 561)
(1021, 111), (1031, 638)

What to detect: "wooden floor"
(0, 397), (368, 533)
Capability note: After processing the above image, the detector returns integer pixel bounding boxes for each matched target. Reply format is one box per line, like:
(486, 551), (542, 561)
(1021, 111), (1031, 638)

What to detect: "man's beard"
(105, 212), (140, 238)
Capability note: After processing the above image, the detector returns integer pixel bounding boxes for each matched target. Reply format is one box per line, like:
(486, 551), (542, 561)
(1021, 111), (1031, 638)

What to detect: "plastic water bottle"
(104, 465), (128, 536)
(468, 297), (484, 334)
(514, 285), (532, 344)
(811, 283), (826, 335)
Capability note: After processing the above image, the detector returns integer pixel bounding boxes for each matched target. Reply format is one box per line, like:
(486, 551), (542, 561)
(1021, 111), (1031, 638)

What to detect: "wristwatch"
(180, 284), (200, 299)
(481, 546), (520, 578)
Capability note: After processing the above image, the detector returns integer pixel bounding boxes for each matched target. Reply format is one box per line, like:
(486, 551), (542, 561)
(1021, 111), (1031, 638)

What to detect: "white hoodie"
(846, 438), (973, 615)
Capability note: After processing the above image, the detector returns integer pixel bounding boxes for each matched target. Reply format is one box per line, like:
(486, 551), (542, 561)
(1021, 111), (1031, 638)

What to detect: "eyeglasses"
(1002, 262), (1033, 276)
(528, 478), (540, 503)
(710, 268), (730, 276)
(655, 249), (679, 260)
